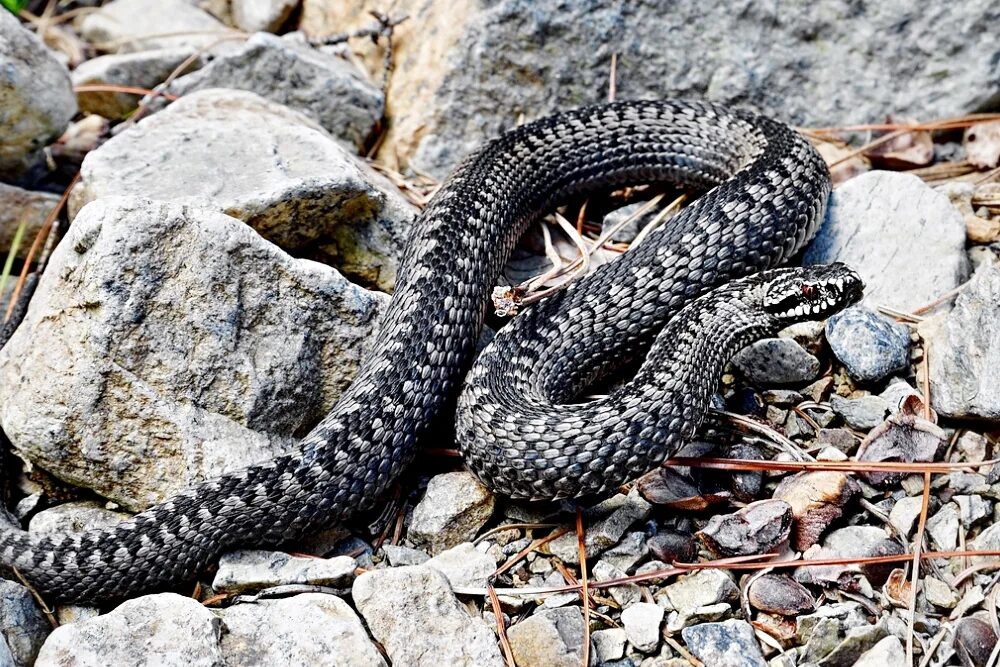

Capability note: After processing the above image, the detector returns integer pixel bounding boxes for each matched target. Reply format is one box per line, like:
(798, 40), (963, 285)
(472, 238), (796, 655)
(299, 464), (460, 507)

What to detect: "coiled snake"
(0, 100), (862, 603)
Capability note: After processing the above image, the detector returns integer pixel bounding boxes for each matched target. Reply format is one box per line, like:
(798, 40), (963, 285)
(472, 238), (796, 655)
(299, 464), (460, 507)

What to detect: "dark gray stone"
(681, 620), (766, 667)
(826, 307), (910, 383)
(732, 338), (819, 386)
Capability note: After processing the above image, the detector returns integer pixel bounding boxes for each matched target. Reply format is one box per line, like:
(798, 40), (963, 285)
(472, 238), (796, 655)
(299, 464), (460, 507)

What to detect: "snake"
(0, 99), (863, 604)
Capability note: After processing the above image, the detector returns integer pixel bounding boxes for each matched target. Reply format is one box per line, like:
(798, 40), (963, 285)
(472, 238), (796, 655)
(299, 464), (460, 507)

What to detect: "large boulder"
(301, 0), (1000, 176)
(0, 10), (77, 181)
(70, 89), (412, 292)
(0, 197), (388, 511)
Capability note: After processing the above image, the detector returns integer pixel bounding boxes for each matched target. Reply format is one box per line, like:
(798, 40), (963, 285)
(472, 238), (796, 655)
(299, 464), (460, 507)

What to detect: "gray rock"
(0, 10), (77, 181)
(426, 542), (496, 590)
(306, 1), (1000, 178)
(71, 89), (414, 292)
(71, 48), (199, 119)
(0, 580), (49, 667)
(732, 338), (819, 386)
(0, 639), (12, 667)
(352, 565), (504, 667)
(79, 0), (236, 52)
(970, 521), (1000, 567)
(220, 593), (387, 666)
(592, 560), (640, 607)
(697, 499), (792, 557)
(954, 495), (991, 527)
(592, 628), (628, 663)
(0, 197), (387, 511)
(0, 184), (58, 260)
(507, 607), (594, 667)
(825, 307), (910, 383)
(601, 531), (649, 573)
(166, 33), (383, 150)
(549, 490), (652, 565)
(926, 503), (961, 552)
(409, 472), (495, 554)
(923, 576), (959, 609)
(829, 395), (889, 430)
(681, 620), (766, 667)
(232, 0), (299, 32)
(805, 171), (967, 313)
(923, 262), (1000, 419)
(621, 602), (664, 653)
(381, 544), (430, 567)
(656, 569), (738, 632)
(212, 550), (356, 593)
(35, 593), (223, 667)
(888, 496), (923, 537)
(28, 501), (131, 535)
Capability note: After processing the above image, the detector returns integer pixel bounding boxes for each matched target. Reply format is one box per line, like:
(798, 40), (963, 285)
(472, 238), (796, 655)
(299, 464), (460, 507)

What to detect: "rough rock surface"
(507, 607), (593, 667)
(71, 89), (412, 291)
(681, 620), (767, 667)
(301, 1), (1000, 176)
(0, 184), (58, 259)
(220, 594), (387, 666)
(621, 602), (663, 653)
(922, 262), (1000, 419)
(0, 580), (50, 667)
(232, 0), (300, 32)
(28, 501), (130, 535)
(352, 566), (504, 666)
(825, 306), (910, 383)
(79, 0), (235, 52)
(35, 594), (223, 667)
(0, 9), (77, 181)
(804, 171), (967, 312)
(212, 550), (356, 593)
(166, 33), (383, 150)
(409, 472), (495, 554)
(0, 197), (388, 511)
(425, 542), (497, 590)
(71, 48), (199, 119)
(732, 338), (819, 386)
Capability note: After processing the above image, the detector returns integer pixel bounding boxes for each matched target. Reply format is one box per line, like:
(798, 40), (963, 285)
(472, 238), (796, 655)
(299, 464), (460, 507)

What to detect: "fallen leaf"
(772, 471), (860, 551)
(856, 410), (946, 486)
(865, 116), (934, 168)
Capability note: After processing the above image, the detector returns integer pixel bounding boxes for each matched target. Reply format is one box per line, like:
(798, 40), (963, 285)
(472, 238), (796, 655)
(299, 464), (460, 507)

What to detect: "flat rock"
(0, 580), (50, 667)
(656, 569), (738, 631)
(922, 262), (1000, 419)
(0, 10), (77, 181)
(507, 607), (593, 667)
(970, 521), (1000, 567)
(425, 542), (496, 590)
(79, 0), (236, 52)
(28, 501), (130, 534)
(165, 33), (383, 150)
(352, 565), (504, 667)
(830, 395), (889, 430)
(591, 628), (627, 663)
(732, 338), (819, 386)
(0, 184), (58, 260)
(220, 593), (386, 666)
(212, 550), (356, 593)
(71, 88), (413, 291)
(233, 0), (299, 32)
(621, 602), (664, 653)
(301, 1), (1000, 177)
(697, 499), (792, 557)
(35, 593), (223, 667)
(825, 307), (910, 383)
(409, 472), (495, 554)
(681, 620), (766, 667)
(805, 171), (967, 312)
(71, 48), (199, 119)
(0, 197), (388, 511)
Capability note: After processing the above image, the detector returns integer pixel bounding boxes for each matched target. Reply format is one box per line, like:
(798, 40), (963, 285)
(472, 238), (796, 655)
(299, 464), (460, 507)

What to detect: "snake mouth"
(764, 263), (865, 321)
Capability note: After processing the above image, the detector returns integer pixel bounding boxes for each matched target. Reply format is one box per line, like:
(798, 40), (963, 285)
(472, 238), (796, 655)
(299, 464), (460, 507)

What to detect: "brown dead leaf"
(856, 410), (946, 486)
(752, 613), (798, 644)
(772, 471), (860, 551)
(964, 120), (1000, 169)
(814, 141), (870, 186)
(635, 468), (730, 510)
(883, 568), (911, 607)
(865, 117), (934, 169)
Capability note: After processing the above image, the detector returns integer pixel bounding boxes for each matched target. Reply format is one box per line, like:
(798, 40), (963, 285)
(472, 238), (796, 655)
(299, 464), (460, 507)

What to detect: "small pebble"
(732, 338), (819, 385)
(826, 306), (910, 383)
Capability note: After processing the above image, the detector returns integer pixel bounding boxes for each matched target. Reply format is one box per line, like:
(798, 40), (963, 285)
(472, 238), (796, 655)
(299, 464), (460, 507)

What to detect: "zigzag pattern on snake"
(0, 100), (859, 603)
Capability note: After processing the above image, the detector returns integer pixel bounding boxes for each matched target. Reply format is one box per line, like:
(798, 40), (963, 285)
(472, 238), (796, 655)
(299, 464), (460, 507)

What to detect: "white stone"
(426, 542), (496, 590)
(79, 0), (236, 52)
(621, 602), (664, 653)
(232, 0), (299, 32)
(213, 550), (356, 593)
(409, 472), (495, 554)
(853, 635), (906, 667)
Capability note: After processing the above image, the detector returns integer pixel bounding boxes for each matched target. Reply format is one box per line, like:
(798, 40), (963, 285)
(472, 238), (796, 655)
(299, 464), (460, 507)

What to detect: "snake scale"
(0, 100), (863, 603)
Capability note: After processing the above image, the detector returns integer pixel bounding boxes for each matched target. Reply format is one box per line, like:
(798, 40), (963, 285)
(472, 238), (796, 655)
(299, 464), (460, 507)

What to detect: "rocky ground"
(1, 1), (1000, 666)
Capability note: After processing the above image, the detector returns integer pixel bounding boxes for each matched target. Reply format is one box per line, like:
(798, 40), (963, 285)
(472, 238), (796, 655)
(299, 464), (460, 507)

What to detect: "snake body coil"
(0, 100), (847, 603)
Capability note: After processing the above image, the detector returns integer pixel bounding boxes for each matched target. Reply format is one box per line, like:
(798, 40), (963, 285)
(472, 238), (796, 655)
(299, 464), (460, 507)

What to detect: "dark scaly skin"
(0, 100), (833, 603)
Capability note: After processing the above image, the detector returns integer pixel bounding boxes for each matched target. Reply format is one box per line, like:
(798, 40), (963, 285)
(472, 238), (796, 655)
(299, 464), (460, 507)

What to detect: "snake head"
(762, 263), (864, 322)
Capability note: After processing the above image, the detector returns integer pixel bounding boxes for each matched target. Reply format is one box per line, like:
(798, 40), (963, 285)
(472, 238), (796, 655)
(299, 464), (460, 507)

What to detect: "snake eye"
(800, 284), (815, 297)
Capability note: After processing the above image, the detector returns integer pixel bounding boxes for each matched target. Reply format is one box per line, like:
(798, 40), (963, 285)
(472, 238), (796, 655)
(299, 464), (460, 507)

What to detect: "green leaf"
(1, 0), (28, 14)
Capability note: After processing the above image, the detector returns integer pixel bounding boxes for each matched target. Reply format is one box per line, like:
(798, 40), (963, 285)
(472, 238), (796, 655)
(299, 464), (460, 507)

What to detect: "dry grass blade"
(663, 456), (997, 474)
(73, 84), (179, 101)
(576, 508), (591, 667)
(802, 113), (1000, 135)
(4, 172), (79, 323)
(487, 583), (516, 667)
(907, 472), (932, 665)
(608, 53), (617, 102)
